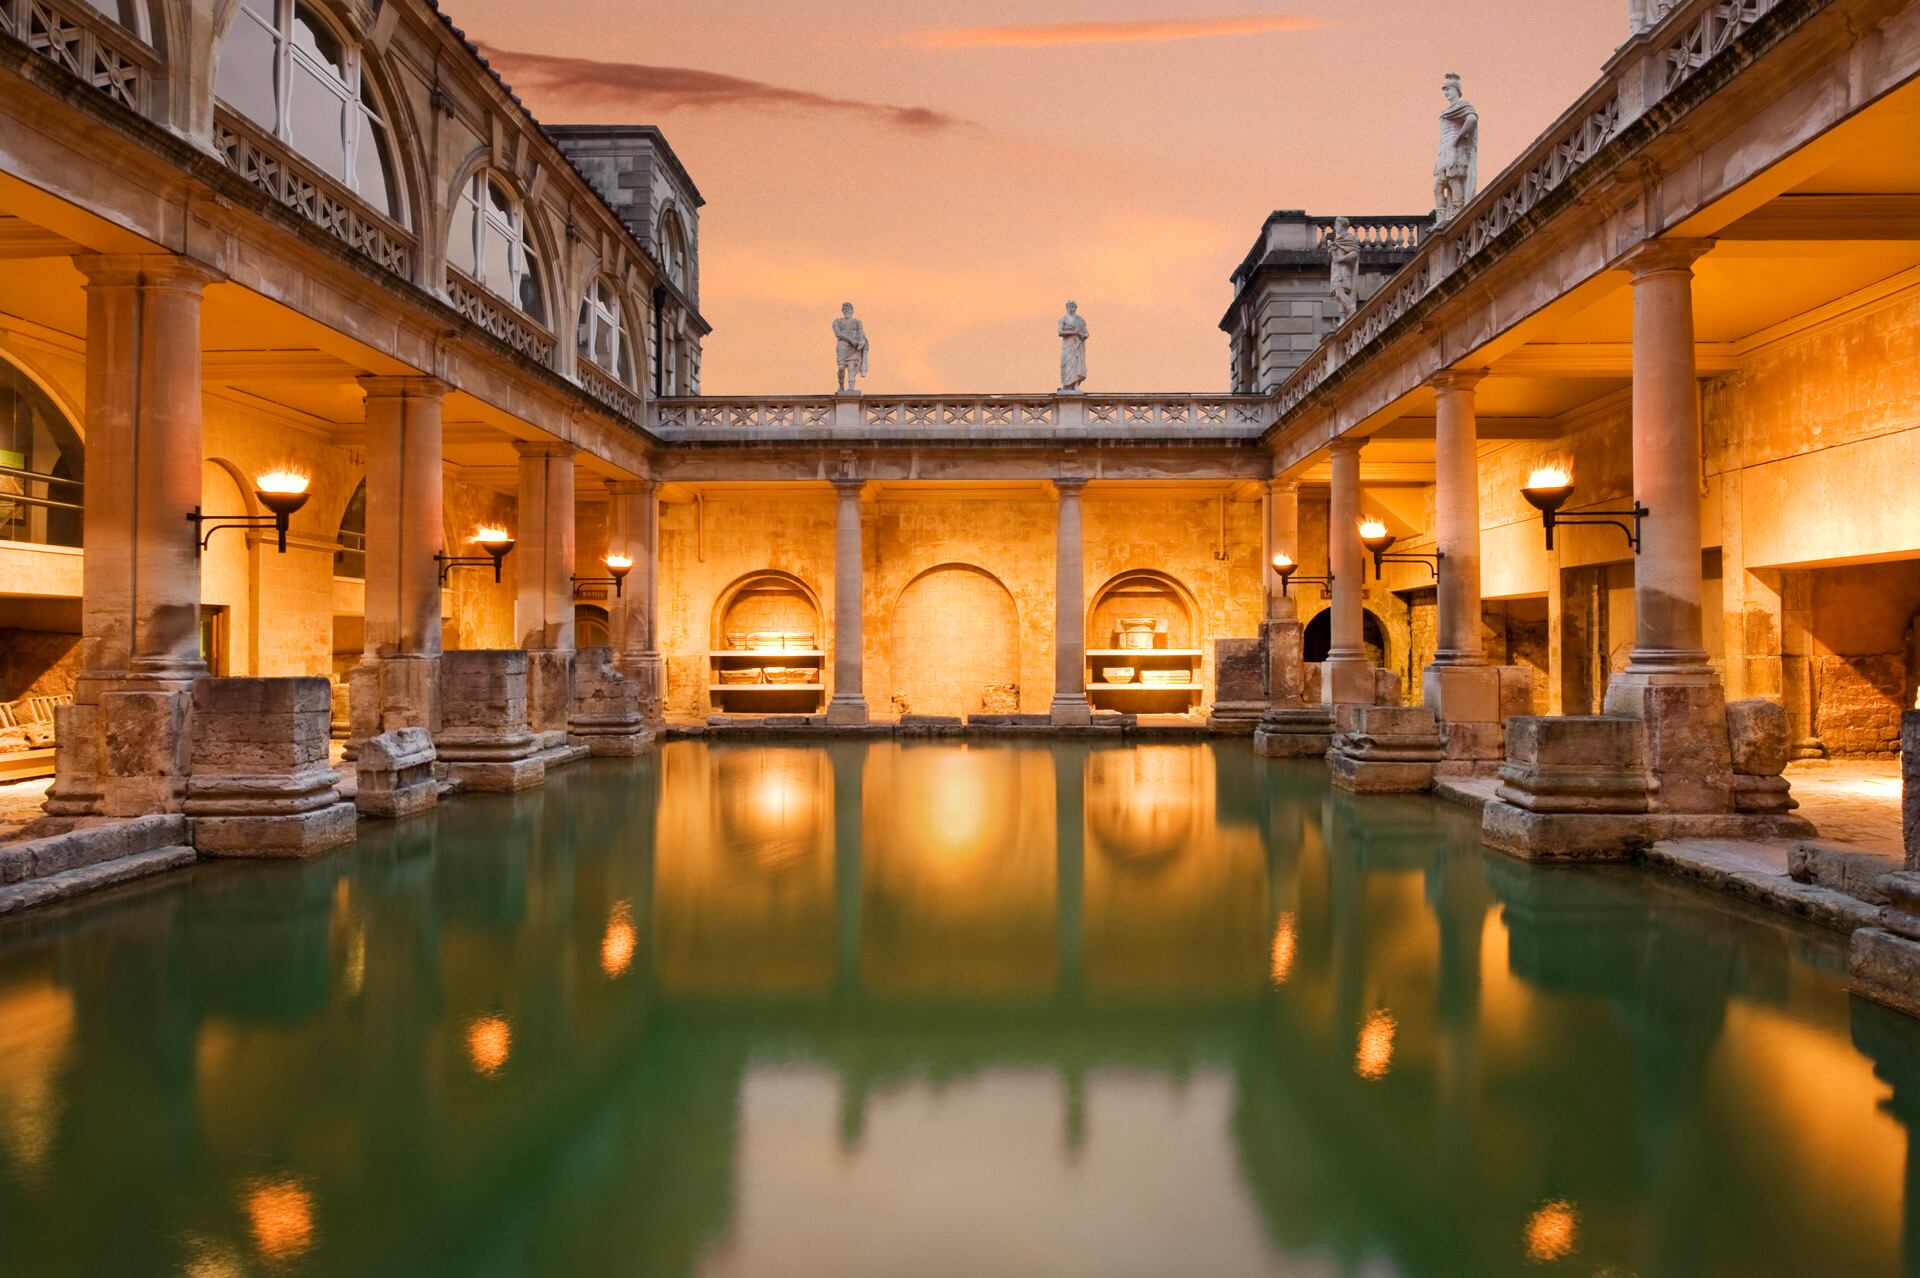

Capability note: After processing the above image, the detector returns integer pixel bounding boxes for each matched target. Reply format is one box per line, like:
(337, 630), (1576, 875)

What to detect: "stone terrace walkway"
(1785, 759), (1905, 857)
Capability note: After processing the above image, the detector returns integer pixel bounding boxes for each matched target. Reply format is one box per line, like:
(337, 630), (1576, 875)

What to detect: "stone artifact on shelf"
(764, 667), (813, 685)
(718, 668), (764, 685)
(1114, 617), (1168, 651)
(725, 630), (751, 649)
(1141, 669), (1189, 687)
(1101, 667), (1137, 685)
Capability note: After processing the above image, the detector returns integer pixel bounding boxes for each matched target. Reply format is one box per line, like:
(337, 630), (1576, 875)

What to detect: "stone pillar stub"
(827, 477), (870, 724)
(186, 677), (357, 856)
(569, 646), (652, 756)
(1050, 477), (1091, 726)
(434, 650), (544, 791)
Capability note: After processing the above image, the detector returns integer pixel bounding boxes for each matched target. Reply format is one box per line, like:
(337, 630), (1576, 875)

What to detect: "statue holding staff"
(1058, 300), (1089, 392)
(1433, 72), (1479, 223)
(834, 302), (868, 393)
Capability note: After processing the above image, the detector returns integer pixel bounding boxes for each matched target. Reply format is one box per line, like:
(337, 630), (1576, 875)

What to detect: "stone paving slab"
(1642, 838), (1878, 934)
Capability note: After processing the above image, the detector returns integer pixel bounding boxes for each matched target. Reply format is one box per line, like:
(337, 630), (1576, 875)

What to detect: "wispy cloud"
(894, 12), (1321, 49)
(476, 44), (967, 131)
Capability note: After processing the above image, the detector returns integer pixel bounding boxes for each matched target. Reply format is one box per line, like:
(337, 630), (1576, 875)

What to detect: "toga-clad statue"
(834, 302), (868, 393)
(1058, 300), (1089, 392)
(1327, 217), (1361, 320)
(1432, 72), (1479, 224)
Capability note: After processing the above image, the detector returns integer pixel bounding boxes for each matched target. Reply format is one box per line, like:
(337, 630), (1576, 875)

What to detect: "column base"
(346, 653), (441, 759)
(525, 648), (576, 736)
(1320, 656), (1378, 708)
(186, 677), (355, 858)
(1049, 695), (1092, 727)
(1254, 705), (1334, 757)
(1328, 705), (1443, 793)
(569, 647), (654, 756)
(437, 650), (545, 791)
(1603, 673), (1735, 813)
(99, 688), (193, 817)
(826, 695), (870, 725)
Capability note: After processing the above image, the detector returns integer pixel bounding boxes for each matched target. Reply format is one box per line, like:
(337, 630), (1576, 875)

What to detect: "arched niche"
(1086, 569), (1203, 713)
(1085, 746), (1201, 873)
(887, 563), (1020, 717)
(709, 570), (825, 713)
(1302, 607), (1389, 666)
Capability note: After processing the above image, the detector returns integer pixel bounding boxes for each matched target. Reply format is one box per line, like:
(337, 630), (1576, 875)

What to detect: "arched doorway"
(888, 563), (1019, 717)
(1302, 608), (1388, 666)
(576, 604), (611, 649)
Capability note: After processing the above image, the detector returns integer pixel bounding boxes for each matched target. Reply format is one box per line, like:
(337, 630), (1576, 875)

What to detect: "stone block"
(356, 726), (437, 818)
(435, 650), (543, 792)
(1850, 927), (1920, 1020)
(185, 677), (355, 858)
(568, 647), (651, 757)
(1495, 715), (1651, 815)
(1320, 659), (1376, 707)
(1208, 637), (1266, 733)
(102, 688), (191, 817)
(1260, 619), (1305, 707)
(1789, 841), (1898, 904)
(1373, 667), (1403, 707)
(1726, 698), (1791, 776)
(1422, 663), (1502, 725)
(1604, 678), (1734, 814)
(1496, 665), (1536, 722)
(525, 648), (575, 734)
(1328, 704), (1442, 793)
(44, 700), (103, 815)
(1732, 773), (1797, 815)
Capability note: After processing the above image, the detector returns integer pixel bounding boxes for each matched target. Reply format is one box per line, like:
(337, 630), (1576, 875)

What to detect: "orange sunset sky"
(456, 2), (1628, 394)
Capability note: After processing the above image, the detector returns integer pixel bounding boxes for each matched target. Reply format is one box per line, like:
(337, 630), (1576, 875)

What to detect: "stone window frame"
(449, 170), (549, 325)
(80, 0), (150, 41)
(576, 276), (636, 390)
(213, 0), (401, 222)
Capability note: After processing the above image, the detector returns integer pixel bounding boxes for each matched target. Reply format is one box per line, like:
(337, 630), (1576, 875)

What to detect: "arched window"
(83, 0), (150, 39)
(215, 0), (399, 219)
(658, 208), (688, 290)
(577, 278), (634, 387)
(334, 479), (366, 579)
(0, 357), (84, 548)
(449, 173), (547, 323)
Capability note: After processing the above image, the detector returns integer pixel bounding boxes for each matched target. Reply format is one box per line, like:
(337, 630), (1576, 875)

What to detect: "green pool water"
(0, 740), (1915, 1276)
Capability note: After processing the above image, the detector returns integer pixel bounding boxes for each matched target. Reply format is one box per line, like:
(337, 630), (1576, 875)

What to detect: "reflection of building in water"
(860, 744), (1058, 998)
(653, 743), (836, 994)
(1082, 745), (1267, 996)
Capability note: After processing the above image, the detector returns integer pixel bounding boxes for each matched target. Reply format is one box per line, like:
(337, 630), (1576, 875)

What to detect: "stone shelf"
(1089, 682), (1203, 693)
(708, 683), (825, 693)
(711, 650), (825, 659)
(1086, 649), (1202, 658)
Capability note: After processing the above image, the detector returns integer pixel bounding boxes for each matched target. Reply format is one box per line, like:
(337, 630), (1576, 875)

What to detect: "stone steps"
(0, 844), (195, 917)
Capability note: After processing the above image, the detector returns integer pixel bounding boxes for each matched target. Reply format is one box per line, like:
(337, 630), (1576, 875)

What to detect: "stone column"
(1422, 371), (1506, 750)
(1050, 478), (1092, 725)
(1321, 438), (1374, 707)
(49, 255), (221, 817)
(350, 376), (447, 750)
(1602, 239), (1734, 812)
(515, 441), (577, 741)
(607, 478), (663, 720)
(1262, 478), (1307, 711)
(827, 478), (869, 724)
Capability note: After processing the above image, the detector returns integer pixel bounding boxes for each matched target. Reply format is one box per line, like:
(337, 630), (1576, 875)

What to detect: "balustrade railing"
(651, 394), (1269, 434)
(576, 360), (642, 423)
(1310, 216), (1429, 253)
(213, 109), (415, 278)
(1, 0), (156, 114)
(0, 463), (82, 547)
(446, 270), (557, 366)
(1273, 0), (1790, 425)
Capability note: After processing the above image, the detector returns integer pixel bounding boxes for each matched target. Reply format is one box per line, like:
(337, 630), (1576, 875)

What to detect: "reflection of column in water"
(1851, 999), (1920, 1278)
(833, 742), (864, 996)
(1055, 743), (1087, 998)
(1321, 789), (1366, 1033)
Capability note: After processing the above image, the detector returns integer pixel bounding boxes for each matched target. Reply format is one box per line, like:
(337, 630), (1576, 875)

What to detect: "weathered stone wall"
(444, 477), (517, 651)
(0, 629), (80, 702)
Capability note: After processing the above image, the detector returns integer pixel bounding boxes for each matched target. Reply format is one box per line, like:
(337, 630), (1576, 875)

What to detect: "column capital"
(1424, 368), (1487, 395)
(73, 252), (224, 292)
(1618, 237), (1715, 279)
(1327, 436), (1365, 459)
(358, 374), (450, 401)
(606, 478), (659, 497)
(513, 439), (578, 460)
(829, 476), (867, 494)
(1267, 476), (1299, 496)
(1052, 477), (1090, 496)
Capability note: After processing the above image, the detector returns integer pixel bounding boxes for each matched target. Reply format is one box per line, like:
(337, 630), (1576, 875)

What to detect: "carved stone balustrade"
(651, 393), (1270, 440)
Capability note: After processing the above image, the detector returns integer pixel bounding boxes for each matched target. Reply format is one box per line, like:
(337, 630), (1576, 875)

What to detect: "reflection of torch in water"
(601, 901), (637, 978)
(466, 1014), (511, 1075)
(244, 1176), (316, 1264)
(1354, 1008), (1396, 1080)
(1268, 913), (1297, 986)
(1523, 1198), (1579, 1263)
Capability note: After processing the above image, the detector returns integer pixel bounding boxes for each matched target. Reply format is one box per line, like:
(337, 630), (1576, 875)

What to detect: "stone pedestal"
(347, 654), (439, 758)
(1207, 637), (1266, 734)
(1328, 705), (1444, 793)
(434, 650), (544, 791)
(1726, 698), (1797, 815)
(524, 648), (575, 747)
(185, 678), (356, 858)
(1851, 872), (1920, 1018)
(1255, 660), (1331, 756)
(1425, 663), (1533, 777)
(1604, 677), (1735, 813)
(356, 727), (437, 818)
(1904, 711), (1920, 869)
(569, 647), (652, 756)
(1262, 618), (1305, 706)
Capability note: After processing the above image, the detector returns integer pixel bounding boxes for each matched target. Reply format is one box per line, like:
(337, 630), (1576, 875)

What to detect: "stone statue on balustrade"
(1058, 301), (1089, 392)
(1327, 217), (1361, 321)
(1432, 72), (1479, 224)
(834, 302), (869, 393)
(1629, 0), (1678, 33)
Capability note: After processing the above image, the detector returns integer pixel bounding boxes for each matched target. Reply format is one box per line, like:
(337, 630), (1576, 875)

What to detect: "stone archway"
(1302, 607), (1389, 666)
(888, 564), (1020, 717)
